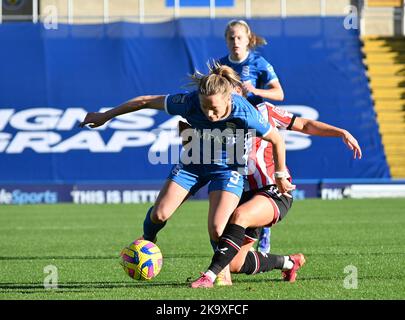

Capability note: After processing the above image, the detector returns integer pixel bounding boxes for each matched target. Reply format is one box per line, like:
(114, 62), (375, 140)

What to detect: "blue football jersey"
(165, 91), (273, 169)
(219, 52), (278, 106)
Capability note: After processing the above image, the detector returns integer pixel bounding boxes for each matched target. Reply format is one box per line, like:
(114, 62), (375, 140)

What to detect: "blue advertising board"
(0, 180), (323, 204)
(0, 18), (390, 186)
(3, 179), (404, 204)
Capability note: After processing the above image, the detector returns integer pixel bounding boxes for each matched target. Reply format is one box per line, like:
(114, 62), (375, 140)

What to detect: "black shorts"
(239, 185), (293, 242)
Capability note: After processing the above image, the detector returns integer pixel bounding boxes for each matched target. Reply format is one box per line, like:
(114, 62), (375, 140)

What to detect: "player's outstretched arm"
(79, 95), (166, 128)
(291, 118), (362, 159)
(262, 129), (296, 197)
(243, 80), (284, 101)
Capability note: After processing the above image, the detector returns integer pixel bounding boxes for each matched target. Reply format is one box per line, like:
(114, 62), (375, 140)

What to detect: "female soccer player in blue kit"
(79, 63), (295, 284)
(220, 19), (285, 253)
(220, 19), (284, 106)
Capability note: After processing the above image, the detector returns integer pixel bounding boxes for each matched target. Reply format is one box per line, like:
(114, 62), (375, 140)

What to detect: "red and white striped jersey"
(245, 102), (295, 191)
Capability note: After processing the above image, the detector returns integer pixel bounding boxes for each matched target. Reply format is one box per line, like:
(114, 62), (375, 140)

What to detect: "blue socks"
(142, 206), (166, 241)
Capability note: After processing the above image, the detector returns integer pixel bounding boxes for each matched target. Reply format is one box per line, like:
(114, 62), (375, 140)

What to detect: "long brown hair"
(225, 19), (267, 50)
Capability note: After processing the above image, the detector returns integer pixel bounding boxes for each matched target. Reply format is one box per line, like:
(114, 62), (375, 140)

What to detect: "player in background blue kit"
(220, 19), (285, 253)
(219, 19), (284, 107)
(79, 63), (295, 286)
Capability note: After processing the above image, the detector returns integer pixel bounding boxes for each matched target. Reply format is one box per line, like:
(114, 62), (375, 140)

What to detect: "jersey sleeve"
(263, 102), (296, 129)
(165, 93), (192, 117)
(259, 59), (279, 86)
(245, 103), (273, 137)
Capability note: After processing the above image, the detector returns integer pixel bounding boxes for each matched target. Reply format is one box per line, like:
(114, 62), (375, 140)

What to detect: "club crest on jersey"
(242, 66), (250, 77)
(171, 94), (187, 104)
(257, 115), (266, 125)
(267, 64), (275, 73)
(225, 122), (236, 130)
(226, 122), (237, 132)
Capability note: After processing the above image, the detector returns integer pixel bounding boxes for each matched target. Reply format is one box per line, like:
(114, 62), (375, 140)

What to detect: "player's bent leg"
(228, 194), (303, 279)
(231, 246), (306, 282)
(142, 179), (190, 242)
(193, 193), (274, 288)
(255, 188), (294, 254)
(207, 190), (241, 242)
(229, 241), (255, 273)
(207, 170), (244, 243)
(207, 190), (241, 286)
(190, 223), (246, 288)
(230, 194), (276, 228)
(151, 180), (190, 223)
(237, 251), (285, 275)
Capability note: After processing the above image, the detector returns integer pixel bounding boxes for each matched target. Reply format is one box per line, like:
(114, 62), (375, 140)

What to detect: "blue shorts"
(168, 163), (244, 198)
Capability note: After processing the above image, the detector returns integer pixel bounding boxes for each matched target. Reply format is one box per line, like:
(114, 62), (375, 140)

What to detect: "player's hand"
(79, 112), (109, 128)
(275, 178), (296, 198)
(342, 130), (362, 159)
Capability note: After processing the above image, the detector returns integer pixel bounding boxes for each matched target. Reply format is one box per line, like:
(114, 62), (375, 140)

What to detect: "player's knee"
(151, 206), (172, 223)
(210, 230), (221, 242)
(230, 207), (251, 226)
(209, 225), (225, 242)
(229, 259), (243, 273)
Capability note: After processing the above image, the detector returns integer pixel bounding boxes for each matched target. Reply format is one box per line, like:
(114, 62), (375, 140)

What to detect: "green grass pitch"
(0, 199), (404, 300)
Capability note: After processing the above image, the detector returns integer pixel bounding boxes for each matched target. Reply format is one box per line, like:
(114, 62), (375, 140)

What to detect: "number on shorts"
(229, 171), (241, 185)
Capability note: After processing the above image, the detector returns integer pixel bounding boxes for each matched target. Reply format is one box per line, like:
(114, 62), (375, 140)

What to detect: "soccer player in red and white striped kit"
(190, 101), (362, 288)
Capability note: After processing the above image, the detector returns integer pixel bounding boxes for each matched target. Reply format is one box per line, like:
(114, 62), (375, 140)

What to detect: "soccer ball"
(120, 240), (163, 281)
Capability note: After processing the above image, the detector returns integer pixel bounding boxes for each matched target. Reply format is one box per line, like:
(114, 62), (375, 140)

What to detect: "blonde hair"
(225, 19), (267, 50)
(189, 61), (242, 97)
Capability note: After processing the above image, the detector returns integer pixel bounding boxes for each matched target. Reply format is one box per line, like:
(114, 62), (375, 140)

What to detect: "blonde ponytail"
(189, 61), (242, 96)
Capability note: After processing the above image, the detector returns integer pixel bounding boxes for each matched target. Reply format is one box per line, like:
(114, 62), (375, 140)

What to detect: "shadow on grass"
(4, 272), (401, 290)
(2, 251), (404, 262)
(2, 273), (404, 296)
(0, 254), (210, 261)
(0, 280), (189, 294)
(0, 256), (118, 261)
(232, 274), (404, 285)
